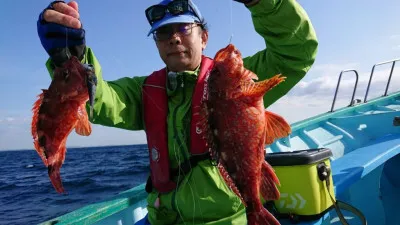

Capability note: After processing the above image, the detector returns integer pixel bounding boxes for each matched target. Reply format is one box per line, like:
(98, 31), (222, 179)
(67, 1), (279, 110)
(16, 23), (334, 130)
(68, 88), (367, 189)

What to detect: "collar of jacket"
(166, 65), (200, 92)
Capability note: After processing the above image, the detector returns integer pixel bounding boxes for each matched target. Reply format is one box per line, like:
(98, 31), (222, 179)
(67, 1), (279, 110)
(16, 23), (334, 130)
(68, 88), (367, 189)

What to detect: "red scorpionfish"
(201, 44), (292, 225)
(31, 56), (97, 194)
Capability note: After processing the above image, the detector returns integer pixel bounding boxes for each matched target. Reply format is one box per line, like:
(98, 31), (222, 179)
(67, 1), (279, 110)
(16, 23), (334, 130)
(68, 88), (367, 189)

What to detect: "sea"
(0, 145), (150, 225)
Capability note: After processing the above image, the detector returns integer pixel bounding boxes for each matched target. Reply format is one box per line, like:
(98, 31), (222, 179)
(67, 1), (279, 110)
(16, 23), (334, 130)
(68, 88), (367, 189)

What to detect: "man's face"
(155, 23), (208, 72)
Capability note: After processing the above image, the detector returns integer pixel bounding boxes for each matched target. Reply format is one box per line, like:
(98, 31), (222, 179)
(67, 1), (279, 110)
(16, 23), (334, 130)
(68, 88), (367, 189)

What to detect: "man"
(37, 0), (318, 224)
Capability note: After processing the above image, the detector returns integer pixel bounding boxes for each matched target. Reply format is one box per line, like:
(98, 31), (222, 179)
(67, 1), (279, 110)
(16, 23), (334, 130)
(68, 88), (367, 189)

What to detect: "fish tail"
(31, 92), (48, 166)
(261, 161), (280, 201)
(48, 164), (65, 194)
(247, 207), (280, 225)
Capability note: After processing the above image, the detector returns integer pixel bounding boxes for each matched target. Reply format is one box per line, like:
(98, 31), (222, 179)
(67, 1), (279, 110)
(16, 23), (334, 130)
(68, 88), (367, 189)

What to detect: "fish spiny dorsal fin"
(242, 74), (286, 98)
(264, 110), (291, 145)
(31, 92), (48, 166)
(75, 103), (92, 136)
(242, 68), (258, 81)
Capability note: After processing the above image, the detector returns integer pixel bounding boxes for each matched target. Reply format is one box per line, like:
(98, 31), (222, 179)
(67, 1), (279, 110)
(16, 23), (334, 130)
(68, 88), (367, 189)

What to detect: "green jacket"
(45, 0), (318, 224)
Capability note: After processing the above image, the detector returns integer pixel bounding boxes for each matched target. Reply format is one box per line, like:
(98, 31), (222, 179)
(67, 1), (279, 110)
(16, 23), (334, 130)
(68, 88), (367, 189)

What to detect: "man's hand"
(42, 1), (81, 29)
(37, 1), (86, 66)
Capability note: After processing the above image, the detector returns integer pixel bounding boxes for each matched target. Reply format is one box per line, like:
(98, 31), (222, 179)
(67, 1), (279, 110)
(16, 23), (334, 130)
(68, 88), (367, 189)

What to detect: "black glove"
(37, 1), (86, 67)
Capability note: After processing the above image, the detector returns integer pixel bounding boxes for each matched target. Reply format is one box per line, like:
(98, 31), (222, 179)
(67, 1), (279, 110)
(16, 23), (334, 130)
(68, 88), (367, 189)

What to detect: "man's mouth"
(168, 51), (186, 56)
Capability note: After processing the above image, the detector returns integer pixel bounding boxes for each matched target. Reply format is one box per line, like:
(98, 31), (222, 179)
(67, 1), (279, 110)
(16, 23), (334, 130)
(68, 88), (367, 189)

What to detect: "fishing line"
(65, 27), (71, 59)
(229, 0), (233, 44)
(179, 132), (206, 225)
(172, 143), (187, 225)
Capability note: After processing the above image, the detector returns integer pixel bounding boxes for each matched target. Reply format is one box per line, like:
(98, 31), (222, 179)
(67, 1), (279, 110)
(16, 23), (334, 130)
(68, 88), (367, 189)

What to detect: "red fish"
(31, 56), (97, 193)
(201, 44), (291, 225)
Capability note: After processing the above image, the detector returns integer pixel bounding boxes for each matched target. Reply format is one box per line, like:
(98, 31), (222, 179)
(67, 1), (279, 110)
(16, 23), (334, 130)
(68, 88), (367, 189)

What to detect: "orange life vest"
(142, 56), (214, 193)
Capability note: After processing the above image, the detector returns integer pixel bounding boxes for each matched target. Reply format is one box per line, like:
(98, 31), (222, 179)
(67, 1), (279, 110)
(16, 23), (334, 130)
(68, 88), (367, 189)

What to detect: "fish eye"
(83, 64), (94, 71)
(211, 68), (221, 76)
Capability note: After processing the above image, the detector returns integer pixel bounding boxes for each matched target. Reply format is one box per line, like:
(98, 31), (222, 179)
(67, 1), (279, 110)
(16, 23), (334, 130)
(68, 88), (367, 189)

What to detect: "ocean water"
(0, 145), (150, 225)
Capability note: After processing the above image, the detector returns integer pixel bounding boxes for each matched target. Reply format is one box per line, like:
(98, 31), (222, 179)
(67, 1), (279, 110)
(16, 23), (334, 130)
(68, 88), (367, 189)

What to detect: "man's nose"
(169, 32), (182, 45)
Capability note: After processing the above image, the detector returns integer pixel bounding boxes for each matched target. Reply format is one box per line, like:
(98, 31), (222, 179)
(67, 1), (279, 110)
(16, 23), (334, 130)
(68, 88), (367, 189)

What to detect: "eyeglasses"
(145, 0), (201, 26)
(153, 23), (202, 41)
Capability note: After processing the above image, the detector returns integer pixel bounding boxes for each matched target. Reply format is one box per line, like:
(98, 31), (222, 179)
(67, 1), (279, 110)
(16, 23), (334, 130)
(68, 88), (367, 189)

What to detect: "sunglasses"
(145, 0), (201, 26)
(153, 23), (202, 41)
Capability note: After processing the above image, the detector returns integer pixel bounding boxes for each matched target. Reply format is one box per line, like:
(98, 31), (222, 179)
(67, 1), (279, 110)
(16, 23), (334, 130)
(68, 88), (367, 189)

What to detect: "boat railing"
(364, 58), (400, 102)
(330, 70), (359, 112)
(330, 58), (400, 112)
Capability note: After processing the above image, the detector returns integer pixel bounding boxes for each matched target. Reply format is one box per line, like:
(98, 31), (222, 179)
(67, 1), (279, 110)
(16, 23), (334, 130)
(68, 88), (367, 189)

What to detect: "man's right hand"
(37, 1), (86, 67)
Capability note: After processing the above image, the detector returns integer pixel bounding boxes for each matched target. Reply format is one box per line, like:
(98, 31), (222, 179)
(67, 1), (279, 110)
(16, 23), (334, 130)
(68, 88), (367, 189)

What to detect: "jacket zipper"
(171, 75), (189, 212)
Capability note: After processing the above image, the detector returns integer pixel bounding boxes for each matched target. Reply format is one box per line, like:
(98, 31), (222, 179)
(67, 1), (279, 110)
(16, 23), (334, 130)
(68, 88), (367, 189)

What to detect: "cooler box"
(265, 148), (334, 220)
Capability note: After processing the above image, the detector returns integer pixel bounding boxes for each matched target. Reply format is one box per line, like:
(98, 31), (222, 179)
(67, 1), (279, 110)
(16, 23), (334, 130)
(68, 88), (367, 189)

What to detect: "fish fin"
(48, 163), (65, 194)
(260, 161), (280, 201)
(264, 110), (291, 145)
(31, 92), (48, 166)
(75, 103), (92, 136)
(242, 68), (258, 81)
(242, 74), (286, 98)
(217, 163), (246, 207)
(247, 207), (280, 225)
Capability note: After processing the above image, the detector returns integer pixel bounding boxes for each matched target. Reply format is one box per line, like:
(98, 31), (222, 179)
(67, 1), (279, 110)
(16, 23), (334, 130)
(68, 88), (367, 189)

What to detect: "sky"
(1, 0), (400, 151)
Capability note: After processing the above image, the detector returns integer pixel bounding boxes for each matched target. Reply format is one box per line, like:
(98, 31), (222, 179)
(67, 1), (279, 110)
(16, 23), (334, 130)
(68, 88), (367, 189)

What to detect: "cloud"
(0, 116), (30, 126)
(389, 34), (400, 40)
(311, 63), (360, 73)
(268, 95), (350, 123)
(288, 62), (400, 98)
(392, 45), (400, 51)
(389, 34), (400, 51)
(268, 62), (400, 123)
(6, 117), (15, 122)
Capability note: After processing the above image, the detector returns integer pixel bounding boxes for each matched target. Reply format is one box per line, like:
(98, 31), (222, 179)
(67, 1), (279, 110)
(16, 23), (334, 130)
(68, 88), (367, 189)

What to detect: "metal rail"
(364, 58), (400, 102)
(330, 70), (359, 112)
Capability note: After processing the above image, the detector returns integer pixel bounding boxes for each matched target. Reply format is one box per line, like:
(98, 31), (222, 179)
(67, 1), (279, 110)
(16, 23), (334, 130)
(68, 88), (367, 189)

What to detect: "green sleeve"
(242, 0), (319, 107)
(45, 47), (147, 131)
